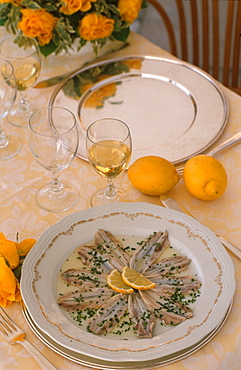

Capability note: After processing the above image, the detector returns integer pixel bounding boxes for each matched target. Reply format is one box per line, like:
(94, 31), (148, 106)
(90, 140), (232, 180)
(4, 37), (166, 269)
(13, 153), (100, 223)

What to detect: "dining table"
(0, 29), (241, 370)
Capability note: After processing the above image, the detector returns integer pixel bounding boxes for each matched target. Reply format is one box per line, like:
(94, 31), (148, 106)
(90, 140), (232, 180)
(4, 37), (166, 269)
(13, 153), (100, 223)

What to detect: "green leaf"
(21, 0), (42, 9)
(107, 4), (120, 16)
(43, 1), (58, 12)
(55, 18), (74, 42)
(39, 41), (58, 57)
(67, 12), (84, 28)
(112, 27), (130, 42)
(77, 38), (87, 49)
(0, 3), (11, 20)
(13, 265), (22, 280)
(4, 6), (21, 34)
(142, 0), (148, 9)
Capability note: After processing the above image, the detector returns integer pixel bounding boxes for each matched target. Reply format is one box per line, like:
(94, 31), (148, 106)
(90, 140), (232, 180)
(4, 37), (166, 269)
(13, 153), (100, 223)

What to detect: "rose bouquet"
(0, 0), (145, 57)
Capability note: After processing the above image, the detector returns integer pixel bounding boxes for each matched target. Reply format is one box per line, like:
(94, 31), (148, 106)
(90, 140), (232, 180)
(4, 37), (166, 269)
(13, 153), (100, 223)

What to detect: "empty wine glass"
(0, 60), (21, 160)
(0, 35), (41, 127)
(29, 106), (79, 212)
(86, 118), (132, 207)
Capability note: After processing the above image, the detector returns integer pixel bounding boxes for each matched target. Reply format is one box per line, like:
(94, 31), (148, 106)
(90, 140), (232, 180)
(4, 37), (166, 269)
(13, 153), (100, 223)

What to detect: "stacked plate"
(21, 203), (235, 369)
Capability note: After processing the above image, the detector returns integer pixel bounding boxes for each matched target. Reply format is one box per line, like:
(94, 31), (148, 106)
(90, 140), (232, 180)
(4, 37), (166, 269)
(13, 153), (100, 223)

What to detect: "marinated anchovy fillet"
(88, 294), (128, 334)
(95, 229), (131, 271)
(129, 230), (170, 273)
(61, 268), (108, 287)
(140, 289), (193, 319)
(146, 275), (202, 293)
(145, 256), (191, 277)
(128, 292), (155, 338)
(58, 229), (201, 338)
(58, 287), (113, 310)
(156, 309), (187, 325)
(78, 245), (115, 274)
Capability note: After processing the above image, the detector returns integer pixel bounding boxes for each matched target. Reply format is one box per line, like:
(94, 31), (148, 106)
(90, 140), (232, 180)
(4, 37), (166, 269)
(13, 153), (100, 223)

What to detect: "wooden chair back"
(146, 0), (241, 94)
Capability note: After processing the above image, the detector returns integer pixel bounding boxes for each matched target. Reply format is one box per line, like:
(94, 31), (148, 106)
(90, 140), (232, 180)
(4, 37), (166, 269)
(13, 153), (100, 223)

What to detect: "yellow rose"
(0, 256), (21, 307)
(0, 233), (36, 307)
(17, 238), (36, 257)
(79, 13), (115, 41)
(0, 232), (19, 269)
(18, 9), (58, 46)
(60, 0), (96, 15)
(117, 0), (142, 23)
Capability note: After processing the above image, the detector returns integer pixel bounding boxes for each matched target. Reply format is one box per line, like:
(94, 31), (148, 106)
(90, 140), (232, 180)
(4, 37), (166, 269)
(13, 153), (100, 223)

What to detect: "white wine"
(88, 140), (131, 179)
(11, 57), (41, 91)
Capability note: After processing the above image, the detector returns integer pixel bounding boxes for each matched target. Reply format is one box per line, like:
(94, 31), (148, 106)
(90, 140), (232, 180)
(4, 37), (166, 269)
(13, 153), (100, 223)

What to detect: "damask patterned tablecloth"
(0, 31), (241, 370)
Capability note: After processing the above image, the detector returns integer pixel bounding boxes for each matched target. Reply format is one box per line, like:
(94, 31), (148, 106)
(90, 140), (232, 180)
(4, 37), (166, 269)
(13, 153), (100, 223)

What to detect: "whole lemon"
(183, 155), (228, 201)
(128, 156), (180, 196)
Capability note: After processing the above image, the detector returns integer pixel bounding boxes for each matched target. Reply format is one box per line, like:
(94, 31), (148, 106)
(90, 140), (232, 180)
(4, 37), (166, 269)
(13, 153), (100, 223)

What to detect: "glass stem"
(104, 179), (117, 199)
(49, 171), (65, 198)
(18, 92), (31, 114)
(0, 125), (8, 149)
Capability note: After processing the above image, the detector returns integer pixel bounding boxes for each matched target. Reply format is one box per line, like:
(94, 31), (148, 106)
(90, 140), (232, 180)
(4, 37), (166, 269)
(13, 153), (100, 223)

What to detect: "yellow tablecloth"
(0, 31), (241, 370)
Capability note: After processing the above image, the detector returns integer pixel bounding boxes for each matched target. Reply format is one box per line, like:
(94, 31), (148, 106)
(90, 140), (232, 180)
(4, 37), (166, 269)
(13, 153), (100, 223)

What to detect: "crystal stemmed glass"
(0, 60), (21, 160)
(0, 35), (41, 127)
(29, 107), (79, 212)
(86, 118), (132, 207)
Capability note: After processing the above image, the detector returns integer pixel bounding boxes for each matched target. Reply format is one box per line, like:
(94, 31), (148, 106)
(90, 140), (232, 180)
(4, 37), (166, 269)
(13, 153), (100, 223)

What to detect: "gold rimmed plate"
(20, 203), (235, 366)
(22, 302), (232, 369)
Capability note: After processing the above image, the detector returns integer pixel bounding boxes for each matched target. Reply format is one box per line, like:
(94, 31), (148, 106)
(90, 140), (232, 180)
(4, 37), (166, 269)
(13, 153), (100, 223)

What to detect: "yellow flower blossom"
(79, 13), (115, 41)
(60, 0), (96, 15)
(17, 238), (36, 257)
(0, 232), (19, 269)
(1, 0), (142, 56)
(18, 9), (58, 46)
(117, 0), (142, 23)
(0, 256), (21, 307)
(0, 233), (36, 307)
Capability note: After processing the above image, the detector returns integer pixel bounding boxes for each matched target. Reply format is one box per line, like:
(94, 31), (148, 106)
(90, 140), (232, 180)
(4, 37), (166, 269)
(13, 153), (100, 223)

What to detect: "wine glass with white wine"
(0, 60), (21, 160)
(0, 35), (41, 127)
(86, 118), (132, 207)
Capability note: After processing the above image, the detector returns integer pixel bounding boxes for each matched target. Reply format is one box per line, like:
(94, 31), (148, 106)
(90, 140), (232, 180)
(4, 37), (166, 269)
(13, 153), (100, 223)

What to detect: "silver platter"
(50, 56), (228, 164)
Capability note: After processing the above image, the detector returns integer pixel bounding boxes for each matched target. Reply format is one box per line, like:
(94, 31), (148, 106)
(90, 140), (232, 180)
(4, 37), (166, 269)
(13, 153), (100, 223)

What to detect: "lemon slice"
(107, 269), (134, 293)
(122, 266), (156, 290)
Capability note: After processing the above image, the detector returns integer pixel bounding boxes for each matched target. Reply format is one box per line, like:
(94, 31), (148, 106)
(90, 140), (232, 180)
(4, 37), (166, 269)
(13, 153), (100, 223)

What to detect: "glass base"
(0, 134), (22, 160)
(91, 188), (131, 207)
(36, 182), (79, 212)
(8, 100), (37, 127)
